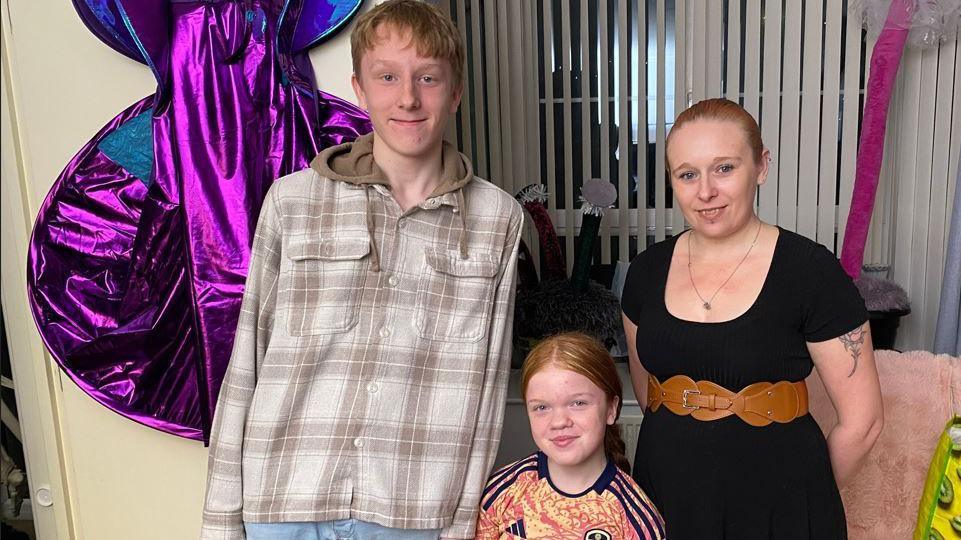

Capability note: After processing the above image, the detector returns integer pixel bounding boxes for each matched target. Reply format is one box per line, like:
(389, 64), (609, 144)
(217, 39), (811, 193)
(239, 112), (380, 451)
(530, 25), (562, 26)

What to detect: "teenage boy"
(200, 1), (523, 539)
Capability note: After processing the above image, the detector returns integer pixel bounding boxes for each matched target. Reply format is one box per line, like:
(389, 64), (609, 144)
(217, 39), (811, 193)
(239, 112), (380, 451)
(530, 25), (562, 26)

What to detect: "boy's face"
(352, 26), (462, 164)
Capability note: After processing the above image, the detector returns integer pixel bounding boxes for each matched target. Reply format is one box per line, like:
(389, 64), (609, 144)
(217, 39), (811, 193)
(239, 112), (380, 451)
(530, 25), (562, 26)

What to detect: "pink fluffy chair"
(807, 349), (961, 539)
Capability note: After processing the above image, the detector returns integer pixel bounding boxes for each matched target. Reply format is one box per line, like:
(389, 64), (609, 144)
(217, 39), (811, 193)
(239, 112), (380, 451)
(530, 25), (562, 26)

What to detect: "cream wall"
(0, 2), (373, 538)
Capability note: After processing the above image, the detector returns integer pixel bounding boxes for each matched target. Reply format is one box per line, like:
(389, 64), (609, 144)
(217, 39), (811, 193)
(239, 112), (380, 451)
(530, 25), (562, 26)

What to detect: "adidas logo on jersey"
(505, 518), (527, 538)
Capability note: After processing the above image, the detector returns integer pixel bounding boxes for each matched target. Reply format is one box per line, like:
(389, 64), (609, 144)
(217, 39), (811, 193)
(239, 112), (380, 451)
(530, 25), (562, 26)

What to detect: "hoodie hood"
(308, 132), (475, 272)
(310, 132), (473, 197)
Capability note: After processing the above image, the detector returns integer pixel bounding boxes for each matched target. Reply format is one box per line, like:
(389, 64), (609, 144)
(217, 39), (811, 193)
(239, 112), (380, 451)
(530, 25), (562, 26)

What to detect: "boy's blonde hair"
(350, 0), (465, 88)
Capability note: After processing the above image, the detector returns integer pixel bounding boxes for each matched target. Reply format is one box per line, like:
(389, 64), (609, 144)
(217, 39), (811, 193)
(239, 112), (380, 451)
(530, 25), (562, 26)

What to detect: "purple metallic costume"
(28, 0), (371, 441)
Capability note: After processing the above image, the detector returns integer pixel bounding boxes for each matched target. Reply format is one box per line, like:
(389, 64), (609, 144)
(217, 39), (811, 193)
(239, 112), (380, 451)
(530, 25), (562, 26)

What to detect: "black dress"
(621, 228), (867, 540)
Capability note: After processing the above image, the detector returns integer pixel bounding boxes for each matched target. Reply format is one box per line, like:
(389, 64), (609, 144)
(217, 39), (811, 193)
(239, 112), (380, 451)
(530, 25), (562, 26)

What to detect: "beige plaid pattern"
(201, 168), (523, 540)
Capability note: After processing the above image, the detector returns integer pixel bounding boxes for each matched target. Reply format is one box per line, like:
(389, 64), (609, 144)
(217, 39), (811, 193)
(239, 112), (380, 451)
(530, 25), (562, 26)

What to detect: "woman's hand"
(622, 313), (649, 407)
(808, 322), (884, 487)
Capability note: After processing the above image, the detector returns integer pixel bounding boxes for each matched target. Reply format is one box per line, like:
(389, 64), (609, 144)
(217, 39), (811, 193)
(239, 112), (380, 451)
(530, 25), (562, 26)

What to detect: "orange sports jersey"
(477, 452), (666, 540)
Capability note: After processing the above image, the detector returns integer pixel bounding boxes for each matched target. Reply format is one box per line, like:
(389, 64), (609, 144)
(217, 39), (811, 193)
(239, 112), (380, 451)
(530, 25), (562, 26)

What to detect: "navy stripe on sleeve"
(482, 464), (538, 511)
(483, 455), (539, 498)
(609, 475), (665, 539)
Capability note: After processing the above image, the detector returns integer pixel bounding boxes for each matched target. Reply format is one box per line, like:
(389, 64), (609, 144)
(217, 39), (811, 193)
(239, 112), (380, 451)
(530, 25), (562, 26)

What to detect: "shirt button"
(353, 438), (364, 448)
(397, 220), (407, 229)
(323, 243), (333, 255)
(452, 207), (459, 214)
(367, 382), (379, 394)
(379, 327), (391, 338)
(387, 275), (400, 287)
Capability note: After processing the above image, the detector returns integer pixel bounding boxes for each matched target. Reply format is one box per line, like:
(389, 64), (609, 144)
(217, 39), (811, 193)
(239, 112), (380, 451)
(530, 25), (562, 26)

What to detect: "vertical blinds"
(439, 0), (959, 351)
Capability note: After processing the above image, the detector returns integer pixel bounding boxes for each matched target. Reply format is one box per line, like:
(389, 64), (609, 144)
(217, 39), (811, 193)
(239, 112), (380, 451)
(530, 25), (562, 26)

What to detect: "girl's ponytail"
(604, 423), (631, 474)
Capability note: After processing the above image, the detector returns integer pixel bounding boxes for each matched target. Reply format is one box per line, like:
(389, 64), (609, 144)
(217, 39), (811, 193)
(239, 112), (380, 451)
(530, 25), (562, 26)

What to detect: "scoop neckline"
(661, 226), (783, 325)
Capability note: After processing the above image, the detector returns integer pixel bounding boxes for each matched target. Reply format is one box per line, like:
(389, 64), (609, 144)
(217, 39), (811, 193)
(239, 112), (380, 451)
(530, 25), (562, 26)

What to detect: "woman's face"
(667, 119), (769, 239)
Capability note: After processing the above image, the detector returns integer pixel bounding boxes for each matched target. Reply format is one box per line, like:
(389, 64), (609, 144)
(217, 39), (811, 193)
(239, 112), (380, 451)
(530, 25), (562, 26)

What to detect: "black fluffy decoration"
(514, 279), (622, 350)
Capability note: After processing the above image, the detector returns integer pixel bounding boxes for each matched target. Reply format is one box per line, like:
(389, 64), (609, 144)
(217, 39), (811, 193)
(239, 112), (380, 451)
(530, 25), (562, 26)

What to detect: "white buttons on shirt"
(367, 382), (379, 394)
(387, 275), (400, 287)
(353, 438), (364, 448)
(379, 327), (391, 338)
(397, 220), (407, 229)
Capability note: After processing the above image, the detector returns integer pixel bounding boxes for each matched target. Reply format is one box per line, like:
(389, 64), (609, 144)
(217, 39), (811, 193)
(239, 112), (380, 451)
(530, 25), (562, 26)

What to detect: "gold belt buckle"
(681, 389), (700, 410)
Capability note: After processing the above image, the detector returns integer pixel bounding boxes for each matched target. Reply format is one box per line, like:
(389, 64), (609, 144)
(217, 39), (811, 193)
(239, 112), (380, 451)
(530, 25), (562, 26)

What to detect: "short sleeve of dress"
(802, 244), (869, 342)
(621, 249), (655, 326)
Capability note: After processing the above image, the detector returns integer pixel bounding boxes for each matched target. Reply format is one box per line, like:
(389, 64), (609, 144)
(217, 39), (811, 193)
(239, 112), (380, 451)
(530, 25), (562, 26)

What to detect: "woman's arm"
(623, 313), (649, 408)
(807, 322), (883, 487)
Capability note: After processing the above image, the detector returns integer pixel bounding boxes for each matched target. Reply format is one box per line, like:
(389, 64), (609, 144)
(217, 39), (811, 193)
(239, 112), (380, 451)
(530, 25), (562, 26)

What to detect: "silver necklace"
(687, 221), (762, 310)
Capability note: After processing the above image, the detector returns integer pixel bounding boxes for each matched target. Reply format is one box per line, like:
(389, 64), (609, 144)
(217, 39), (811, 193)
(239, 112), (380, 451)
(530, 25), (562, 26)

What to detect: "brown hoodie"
(309, 132), (475, 271)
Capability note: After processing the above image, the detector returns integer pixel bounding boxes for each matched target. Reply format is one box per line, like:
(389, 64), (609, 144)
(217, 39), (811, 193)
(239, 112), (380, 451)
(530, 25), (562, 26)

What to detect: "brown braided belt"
(647, 374), (809, 427)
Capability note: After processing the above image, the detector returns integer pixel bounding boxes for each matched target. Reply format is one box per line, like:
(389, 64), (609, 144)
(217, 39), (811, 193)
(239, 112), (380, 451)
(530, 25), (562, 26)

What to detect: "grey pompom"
(581, 178), (617, 207)
(854, 276), (911, 312)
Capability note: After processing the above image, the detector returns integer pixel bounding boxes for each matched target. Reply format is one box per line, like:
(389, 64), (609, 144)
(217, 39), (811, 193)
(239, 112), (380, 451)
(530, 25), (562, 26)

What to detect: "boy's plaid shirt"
(201, 167), (523, 539)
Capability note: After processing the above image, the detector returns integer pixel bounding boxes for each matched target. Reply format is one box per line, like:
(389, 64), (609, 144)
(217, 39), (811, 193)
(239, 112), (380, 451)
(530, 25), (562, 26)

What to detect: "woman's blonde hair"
(350, 0), (465, 88)
(521, 332), (631, 473)
(666, 98), (764, 170)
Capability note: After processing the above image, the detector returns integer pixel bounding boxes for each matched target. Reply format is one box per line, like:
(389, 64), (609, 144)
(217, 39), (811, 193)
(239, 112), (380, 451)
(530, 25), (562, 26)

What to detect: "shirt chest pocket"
(284, 237), (370, 336)
(414, 247), (499, 343)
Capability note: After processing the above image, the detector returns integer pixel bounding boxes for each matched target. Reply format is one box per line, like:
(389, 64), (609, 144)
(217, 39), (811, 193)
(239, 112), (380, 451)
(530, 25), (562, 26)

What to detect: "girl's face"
(525, 365), (618, 471)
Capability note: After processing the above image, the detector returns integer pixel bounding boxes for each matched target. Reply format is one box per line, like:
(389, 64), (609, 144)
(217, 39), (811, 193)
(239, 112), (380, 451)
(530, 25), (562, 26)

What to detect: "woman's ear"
(757, 147), (772, 186)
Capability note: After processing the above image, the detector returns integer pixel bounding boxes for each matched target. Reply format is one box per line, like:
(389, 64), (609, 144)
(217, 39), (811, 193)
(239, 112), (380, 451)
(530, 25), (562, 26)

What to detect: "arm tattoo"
(839, 326), (866, 377)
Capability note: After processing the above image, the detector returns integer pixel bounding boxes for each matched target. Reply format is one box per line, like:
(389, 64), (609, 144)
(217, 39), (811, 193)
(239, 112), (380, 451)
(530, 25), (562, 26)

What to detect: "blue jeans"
(243, 519), (442, 540)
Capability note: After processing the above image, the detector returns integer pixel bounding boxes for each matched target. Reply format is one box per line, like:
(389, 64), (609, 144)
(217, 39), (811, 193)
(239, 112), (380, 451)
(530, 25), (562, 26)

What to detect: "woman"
(621, 98), (883, 539)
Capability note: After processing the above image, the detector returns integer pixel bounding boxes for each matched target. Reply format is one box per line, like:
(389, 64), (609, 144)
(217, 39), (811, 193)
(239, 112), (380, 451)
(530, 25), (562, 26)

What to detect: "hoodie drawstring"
(457, 188), (469, 259)
(365, 188), (381, 272)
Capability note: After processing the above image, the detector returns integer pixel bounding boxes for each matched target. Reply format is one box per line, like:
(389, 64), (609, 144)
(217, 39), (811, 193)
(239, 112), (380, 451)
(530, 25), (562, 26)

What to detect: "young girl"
(477, 332), (666, 540)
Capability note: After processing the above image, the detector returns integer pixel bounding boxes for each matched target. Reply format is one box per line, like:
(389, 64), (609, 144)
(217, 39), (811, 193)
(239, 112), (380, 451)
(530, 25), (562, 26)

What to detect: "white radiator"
(620, 414), (644, 469)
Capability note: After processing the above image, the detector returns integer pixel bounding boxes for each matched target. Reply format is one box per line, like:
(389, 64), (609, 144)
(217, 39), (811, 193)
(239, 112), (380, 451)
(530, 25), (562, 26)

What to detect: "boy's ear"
(449, 82), (464, 114)
(352, 73), (368, 110)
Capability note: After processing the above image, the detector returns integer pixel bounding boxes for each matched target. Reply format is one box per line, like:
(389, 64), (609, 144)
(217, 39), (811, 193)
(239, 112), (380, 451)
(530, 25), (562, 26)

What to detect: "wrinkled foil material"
(29, 0), (371, 441)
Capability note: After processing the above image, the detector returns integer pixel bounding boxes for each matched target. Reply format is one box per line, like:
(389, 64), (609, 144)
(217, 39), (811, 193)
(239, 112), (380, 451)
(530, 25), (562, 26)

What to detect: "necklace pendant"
(703, 302), (712, 310)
